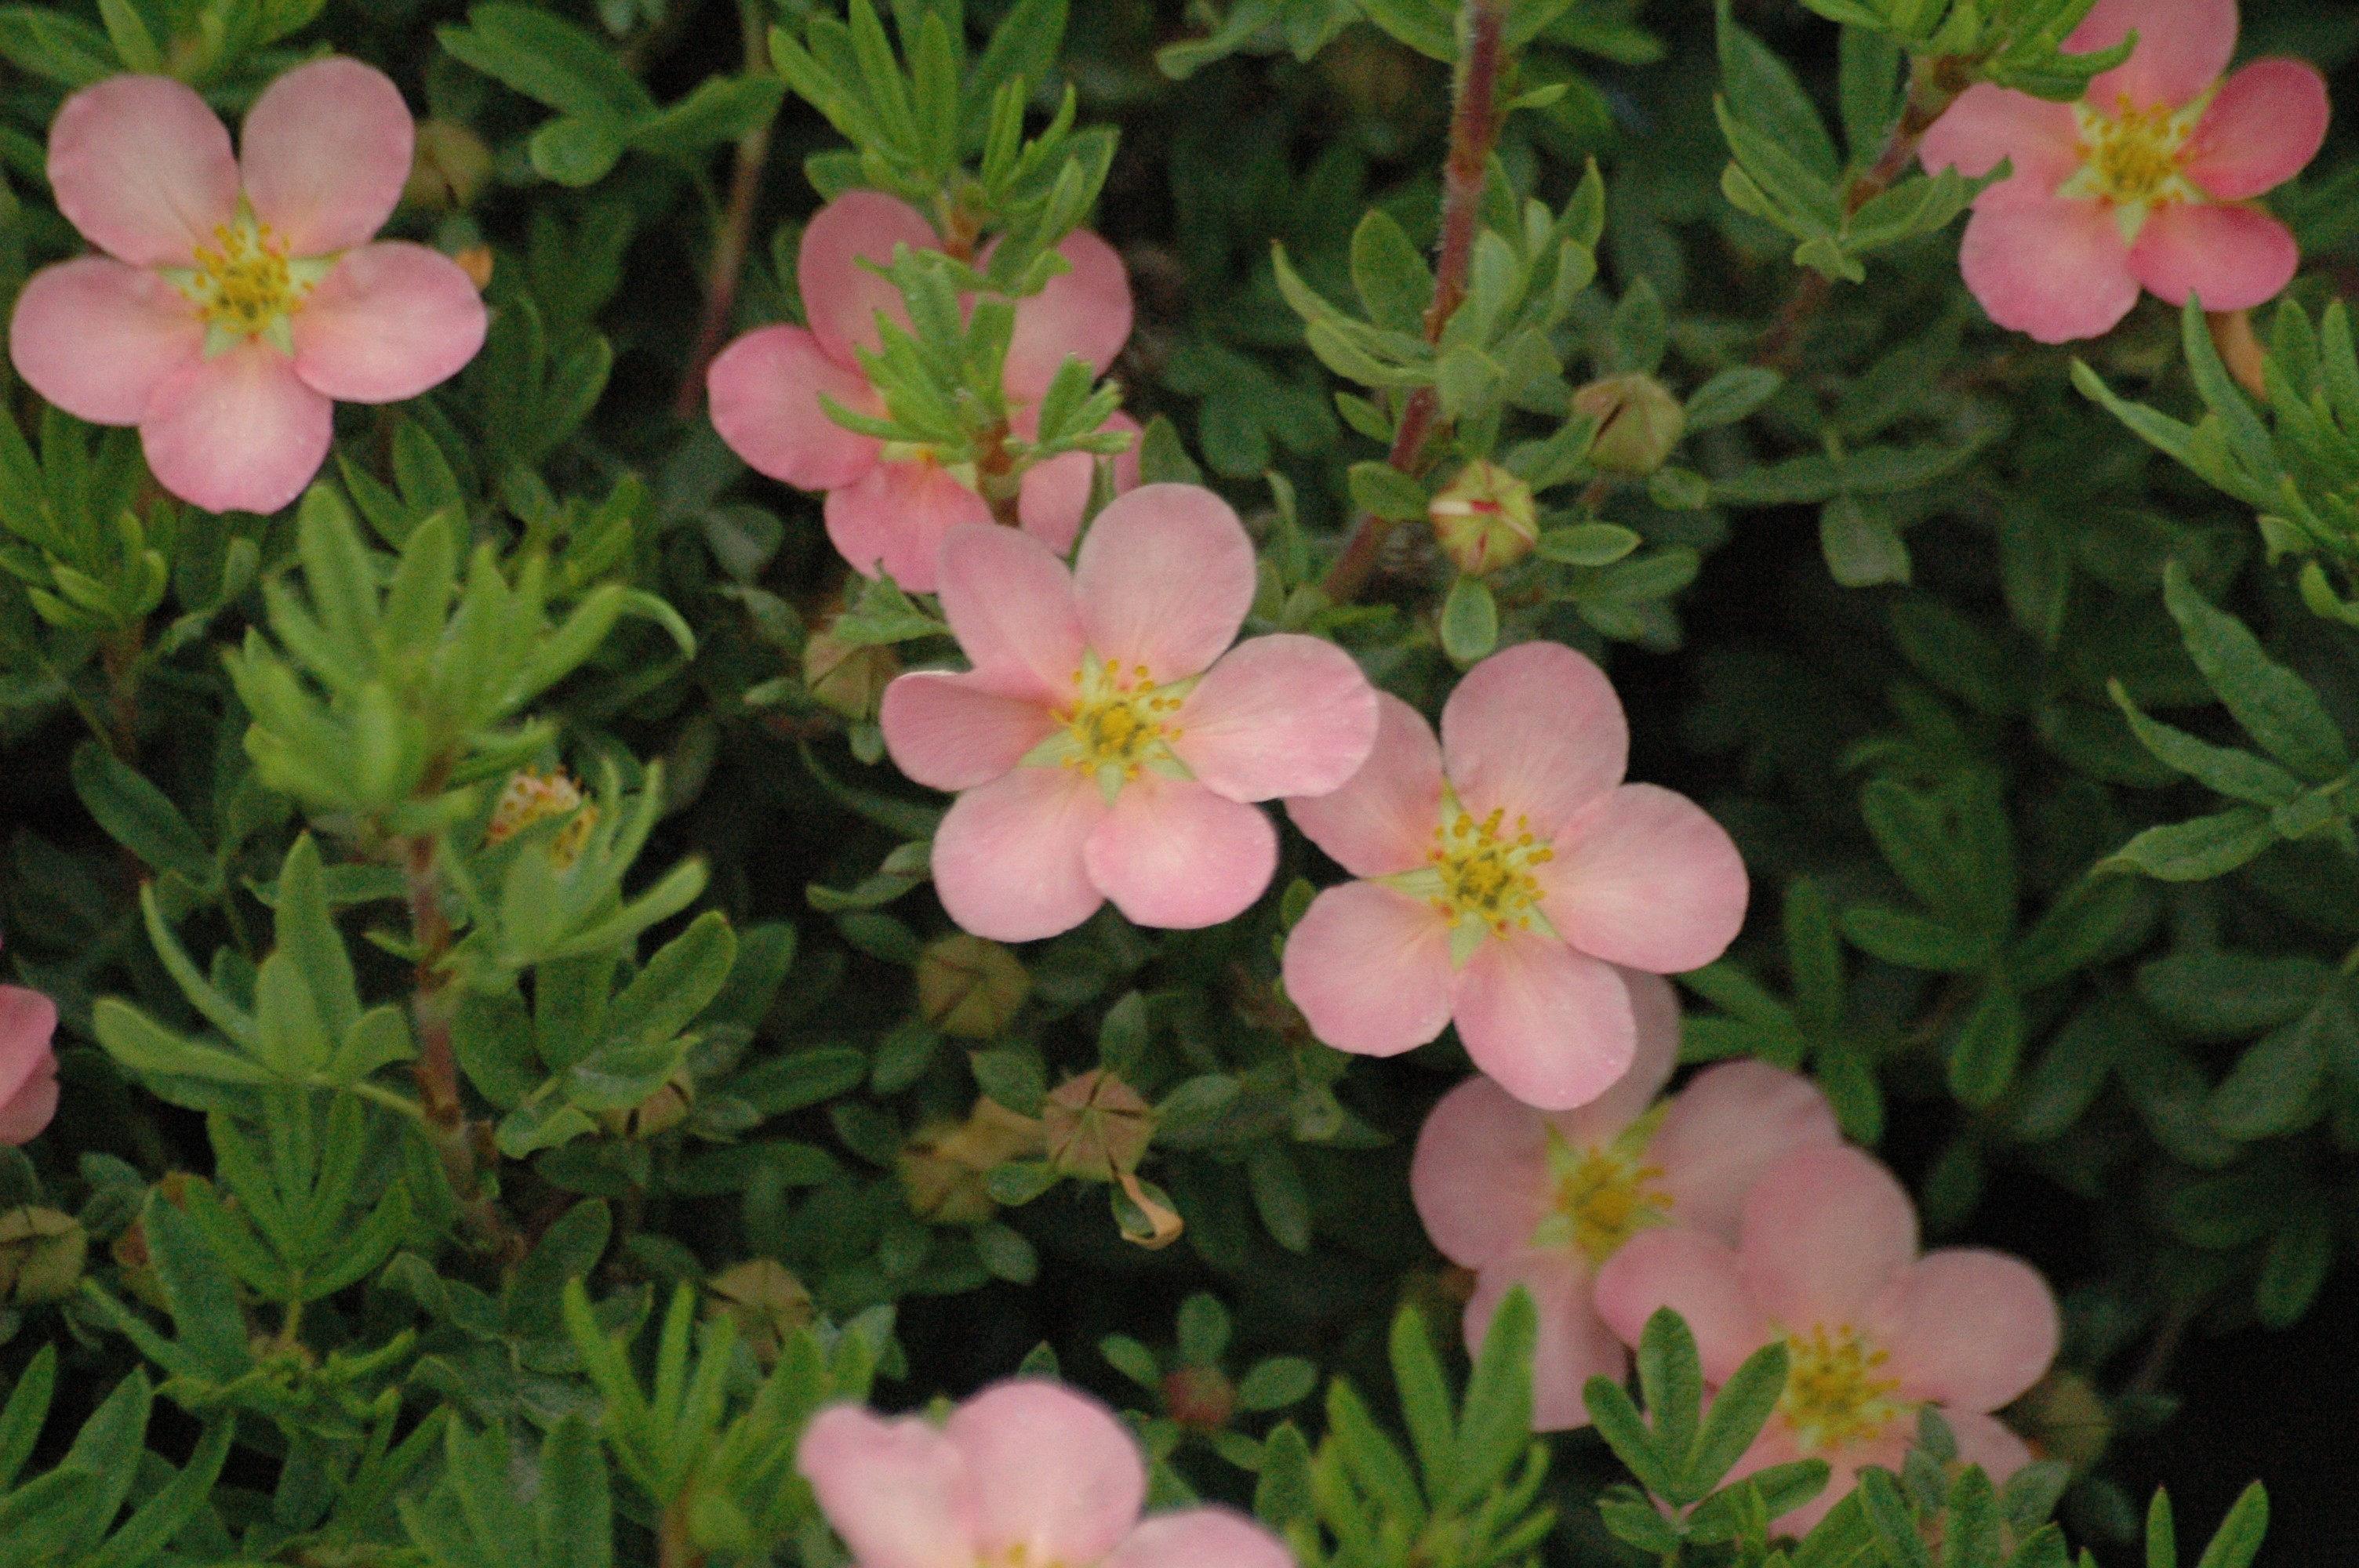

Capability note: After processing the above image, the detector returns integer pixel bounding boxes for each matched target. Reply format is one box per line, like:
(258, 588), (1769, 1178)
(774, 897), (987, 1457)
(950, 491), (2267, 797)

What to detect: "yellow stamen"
(1532, 1118), (1672, 1264)
(1779, 1324), (1910, 1454)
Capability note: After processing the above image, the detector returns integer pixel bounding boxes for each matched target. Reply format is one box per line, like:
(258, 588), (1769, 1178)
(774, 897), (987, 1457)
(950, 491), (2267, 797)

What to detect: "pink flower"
(1921, 0), (2329, 343)
(707, 191), (1140, 591)
(1412, 974), (1840, 1431)
(798, 1380), (1291, 1568)
(879, 484), (1379, 942)
(1593, 1146), (2060, 1534)
(0, 982), (60, 1145)
(8, 62), (489, 514)
(1281, 643), (1747, 1111)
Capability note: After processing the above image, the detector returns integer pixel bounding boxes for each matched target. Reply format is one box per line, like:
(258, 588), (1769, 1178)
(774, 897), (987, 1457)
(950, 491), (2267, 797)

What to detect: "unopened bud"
(404, 121), (495, 211)
(487, 768), (596, 867)
(1043, 1070), (1155, 1181)
(1163, 1363), (1236, 1432)
(2013, 1368), (2112, 1473)
(1572, 373), (1685, 474)
(0, 1207), (85, 1305)
(705, 1258), (812, 1363)
(1428, 460), (1539, 576)
(805, 625), (901, 721)
(917, 934), (1030, 1039)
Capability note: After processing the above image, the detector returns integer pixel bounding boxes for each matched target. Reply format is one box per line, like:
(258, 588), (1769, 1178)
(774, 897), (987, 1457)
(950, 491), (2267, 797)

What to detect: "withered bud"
(805, 624), (901, 721)
(706, 1258), (813, 1363)
(1043, 1070), (1155, 1181)
(403, 121), (495, 211)
(899, 1098), (1045, 1224)
(1572, 373), (1686, 475)
(917, 934), (1031, 1039)
(1163, 1363), (1236, 1432)
(602, 1070), (694, 1140)
(0, 1207), (86, 1305)
(1428, 460), (1539, 576)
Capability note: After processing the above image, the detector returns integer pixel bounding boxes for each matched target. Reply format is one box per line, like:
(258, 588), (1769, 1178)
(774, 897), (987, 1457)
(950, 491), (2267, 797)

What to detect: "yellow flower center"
(1431, 807), (1554, 931)
(1778, 1324), (1910, 1454)
(1532, 1115), (1671, 1265)
(2063, 94), (2210, 241)
(1021, 654), (1194, 802)
(165, 215), (333, 358)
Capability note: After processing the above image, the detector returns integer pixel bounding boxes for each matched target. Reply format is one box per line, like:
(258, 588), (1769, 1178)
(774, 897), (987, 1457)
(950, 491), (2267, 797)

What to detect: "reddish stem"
(672, 2), (776, 420)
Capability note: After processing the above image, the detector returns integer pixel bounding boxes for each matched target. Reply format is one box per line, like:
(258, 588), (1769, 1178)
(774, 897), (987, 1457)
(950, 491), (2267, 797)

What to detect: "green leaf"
(2162, 564), (2347, 782)
(1440, 576), (1499, 665)
(2191, 1484), (2269, 1568)
(1447, 1283), (1536, 1507)
(70, 742), (215, 891)
(0, 8), (115, 86)
(1686, 1338), (1789, 1497)
(2205, 1018), (2325, 1141)
(2135, 952), (2326, 1038)
(1715, 0), (1838, 182)
(2254, 1200), (2335, 1327)
(143, 1195), (253, 1382)
(93, 999), (274, 1087)
(537, 1416), (614, 1568)
(1389, 1305), (1456, 1487)
(1841, 907), (1995, 972)
(439, 3), (654, 120)
(2102, 808), (2279, 882)
(1684, 366), (1783, 430)
(1538, 522), (1641, 567)
(532, 116), (627, 186)
(1582, 1375), (1670, 1497)
(1351, 208), (1436, 336)
(1949, 981), (2023, 1108)
(1235, 1356), (1318, 1410)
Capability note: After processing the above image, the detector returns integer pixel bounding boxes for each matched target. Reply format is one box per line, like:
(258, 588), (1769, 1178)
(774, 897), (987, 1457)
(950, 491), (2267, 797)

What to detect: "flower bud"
(1043, 1070), (1155, 1181)
(602, 1070), (694, 1140)
(404, 121), (495, 211)
(805, 624), (901, 721)
(705, 1258), (812, 1363)
(0, 1207), (85, 1305)
(1572, 373), (1685, 474)
(917, 934), (1030, 1040)
(2012, 1368), (2112, 1472)
(1428, 461), (1539, 576)
(1163, 1363), (1236, 1432)
(487, 768), (596, 867)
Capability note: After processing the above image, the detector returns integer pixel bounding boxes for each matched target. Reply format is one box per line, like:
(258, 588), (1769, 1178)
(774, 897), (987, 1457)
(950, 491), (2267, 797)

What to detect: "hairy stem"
(672, 0), (776, 420)
(401, 827), (518, 1258)
(99, 619), (144, 762)
(660, 1497), (707, 1568)
(1322, 0), (1510, 604)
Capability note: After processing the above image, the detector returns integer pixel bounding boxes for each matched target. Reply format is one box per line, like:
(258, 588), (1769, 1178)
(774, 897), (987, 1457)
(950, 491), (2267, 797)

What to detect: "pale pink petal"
(801, 191), (940, 368)
(880, 671), (1058, 791)
(1921, 85), (2083, 193)
(1016, 411), (1140, 557)
(1101, 1511), (1292, 1568)
(1001, 229), (1135, 401)
(239, 59), (413, 256)
(1441, 642), (1628, 838)
(826, 458), (994, 593)
(931, 764), (1107, 942)
(707, 324), (883, 490)
(1082, 773), (1275, 929)
(48, 75), (237, 267)
(798, 1404), (975, 1568)
(1071, 484), (1254, 682)
(9, 258), (204, 424)
(1592, 1229), (1769, 1385)
(0, 987), (60, 1110)
(1538, 784), (1748, 975)
(1957, 197), (2139, 343)
(948, 1382), (1144, 1566)
(2072, 0), (2237, 112)
(1739, 1147), (1917, 1330)
(141, 341), (332, 514)
(1948, 1410), (2035, 1487)
(934, 523), (1087, 703)
(0, 1057), (58, 1146)
(1872, 1250), (2059, 1413)
(1286, 693), (1447, 878)
(1762, 1425), (1904, 1535)
(1550, 970), (1681, 1147)
(1170, 635), (1377, 802)
(1651, 1062), (1839, 1243)
(1453, 931), (1636, 1112)
(291, 242), (486, 403)
(1717, 1420), (1813, 1526)
(2183, 60), (2330, 199)
(1464, 1254), (1624, 1432)
(2128, 202), (2299, 312)
(1410, 1075), (1554, 1266)
(1283, 881), (1455, 1057)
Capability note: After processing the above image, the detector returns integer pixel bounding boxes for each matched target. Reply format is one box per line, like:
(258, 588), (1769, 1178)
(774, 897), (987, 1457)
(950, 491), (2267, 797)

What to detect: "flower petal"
(2128, 202), (2299, 313)
(0, 1056), (58, 1147)
(1016, 411), (1140, 557)
(1441, 641), (1628, 838)
(1592, 1229), (1770, 1385)
(935, 523), (1088, 703)
(1072, 483), (1255, 681)
(141, 341), (332, 514)
(1453, 931), (1637, 1112)
(1551, 969), (1682, 1147)
(1083, 774), (1275, 929)
(1768, 1425), (1903, 1535)
(2071, 0), (2237, 112)
(1172, 634), (1377, 802)
(881, 671), (1058, 791)
(48, 74), (237, 267)
(1739, 1146), (1917, 1330)
(1410, 1074), (1554, 1267)
(801, 191), (940, 367)
(949, 1381), (1144, 1566)
(2183, 60), (2329, 200)
(1651, 1062), (1840, 1244)
(931, 764), (1107, 942)
(1947, 1411), (2035, 1489)
(1283, 881), (1456, 1057)
(1102, 1511), (1292, 1568)
(1464, 1254), (1625, 1432)
(1872, 1250), (2059, 1413)
(239, 58), (413, 256)
(9, 258), (204, 424)
(826, 459), (994, 593)
(1286, 693), (1447, 878)
(0, 986), (60, 1112)
(1002, 229), (1135, 401)
(1921, 85), (2084, 192)
(292, 242), (486, 402)
(798, 1404), (976, 1568)
(707, 324), (883, 490)
(1957, 197), (2139, 344)
(1539, 784), (1748, 974)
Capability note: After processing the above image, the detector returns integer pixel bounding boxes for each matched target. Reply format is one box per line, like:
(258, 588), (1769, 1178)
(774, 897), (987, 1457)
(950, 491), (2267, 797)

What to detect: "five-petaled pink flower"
(9, 60), (489, 514)
(1921, 0), (2329, 343)
(880, 484), (1378, 942)
(798, 1380), (1292, 1568)
(1594, 1145), (2060, 1534)
(1412, 973), (1839, 1431)
(0, 942), (60, 1146)
(1281, 642), (1747, 1111)
(707, 191), (1140, 592)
